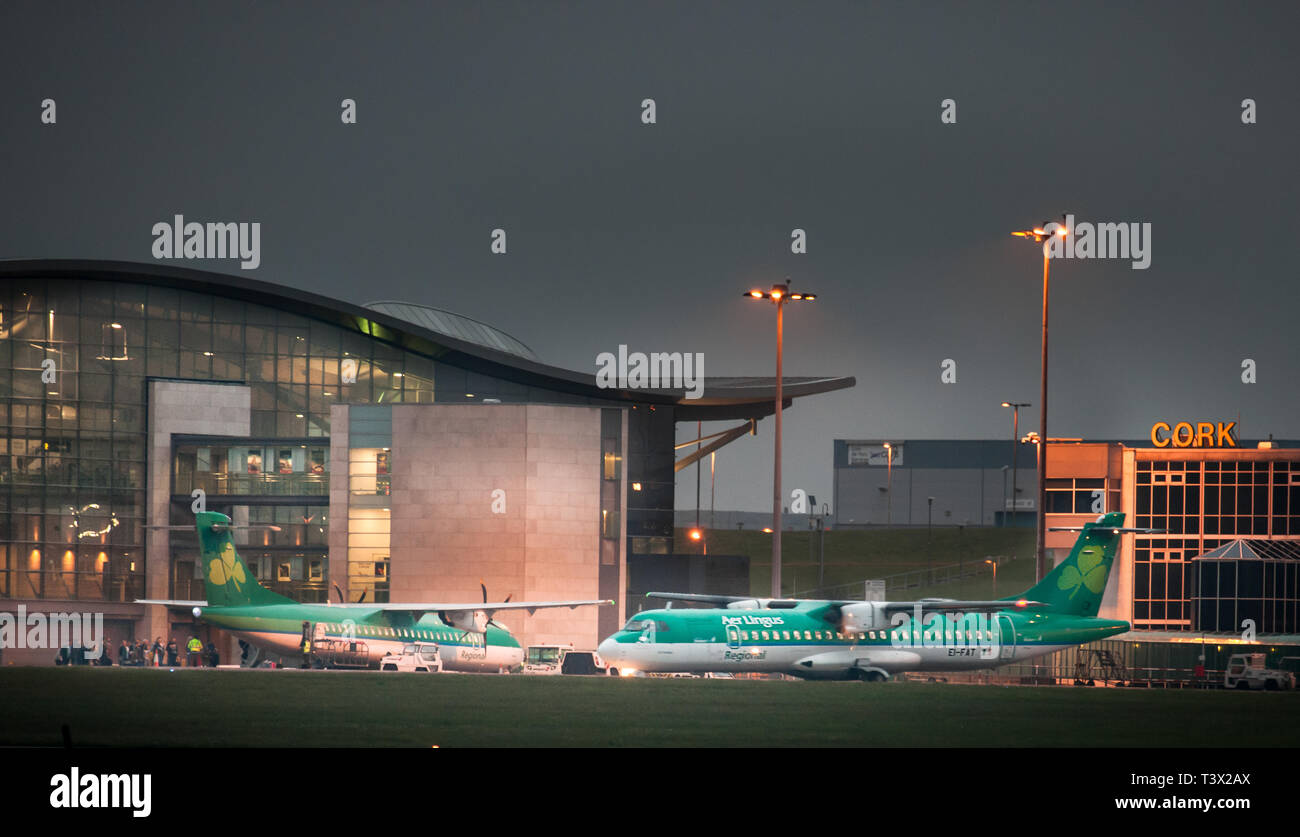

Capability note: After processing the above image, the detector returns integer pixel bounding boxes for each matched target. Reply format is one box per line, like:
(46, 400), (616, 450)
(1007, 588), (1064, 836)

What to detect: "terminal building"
(835, 435), (1300, 678)
(0, 259), (853, 664)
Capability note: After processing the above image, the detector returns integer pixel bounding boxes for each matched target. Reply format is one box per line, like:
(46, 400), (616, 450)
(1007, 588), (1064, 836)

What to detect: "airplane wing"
(878, 599), (1049, 613)
(644, 592), (1049, 612)
(137, 598), (610, 616)
(1049, 526), (1164, 533)
(323, 598), (612, 631)
(332, 599), (612, 615)
(645, 592), (764, 606)
(136, 599), (208, 608)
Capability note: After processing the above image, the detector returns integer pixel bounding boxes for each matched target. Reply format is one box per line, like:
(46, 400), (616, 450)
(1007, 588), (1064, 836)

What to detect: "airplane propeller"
(331, 583), (367, 605)
(481, 580), (513, 632)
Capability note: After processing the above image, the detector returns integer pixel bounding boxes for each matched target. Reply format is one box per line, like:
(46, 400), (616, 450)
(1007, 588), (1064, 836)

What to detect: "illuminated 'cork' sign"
(1150, 421), (1237, 448)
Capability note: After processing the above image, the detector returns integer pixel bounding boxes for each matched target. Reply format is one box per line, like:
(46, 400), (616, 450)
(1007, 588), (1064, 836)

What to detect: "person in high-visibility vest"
(186, 635), (203, 668)
(299, 621), (312, 669)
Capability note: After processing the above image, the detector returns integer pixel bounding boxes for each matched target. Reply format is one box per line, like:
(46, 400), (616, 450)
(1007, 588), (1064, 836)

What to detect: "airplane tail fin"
(196, 511), (296, 608)
(1010, 512), (1126, 617)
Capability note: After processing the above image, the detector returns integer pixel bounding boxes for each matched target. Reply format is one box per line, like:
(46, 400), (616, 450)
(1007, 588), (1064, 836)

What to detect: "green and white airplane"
(139, 511), (610, 672)
(597, 512), (1140, 681)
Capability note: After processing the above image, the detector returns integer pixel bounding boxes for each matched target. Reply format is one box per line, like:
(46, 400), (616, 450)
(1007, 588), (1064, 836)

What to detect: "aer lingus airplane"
(597, 511), (1143, 681)
(139, 511), (610, 672)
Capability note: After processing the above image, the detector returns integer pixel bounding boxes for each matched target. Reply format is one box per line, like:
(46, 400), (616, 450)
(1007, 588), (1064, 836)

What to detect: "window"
(602, 438), (621, 480)
(99, 322), (129, 360)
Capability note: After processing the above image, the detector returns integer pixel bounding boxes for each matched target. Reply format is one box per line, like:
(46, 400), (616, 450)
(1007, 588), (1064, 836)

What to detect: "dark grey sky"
(4, 2), (1298, 512)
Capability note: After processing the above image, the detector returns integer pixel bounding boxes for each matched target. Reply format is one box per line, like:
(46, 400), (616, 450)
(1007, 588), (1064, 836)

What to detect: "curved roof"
(0, 259), (855, 419)
(363, 300), (538, 362)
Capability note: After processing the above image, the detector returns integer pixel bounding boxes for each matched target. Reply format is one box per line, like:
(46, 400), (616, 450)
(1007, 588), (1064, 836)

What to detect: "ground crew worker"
(299, 621), (312, 669)
(187, 635), (203, 667)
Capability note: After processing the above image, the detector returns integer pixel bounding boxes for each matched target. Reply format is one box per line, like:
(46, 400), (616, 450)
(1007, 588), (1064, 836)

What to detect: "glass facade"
(0, 277), (606, 603)
(1045, 477), (1120, 515)
(0, 278), (436, 602)
(1132, 457), (1300, 630)
(1192, 557), (1300, 634)
(1, 270), (713, 610)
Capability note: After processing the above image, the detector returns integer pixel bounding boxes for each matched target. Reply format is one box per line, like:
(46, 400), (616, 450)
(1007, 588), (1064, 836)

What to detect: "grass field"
(3, 668), (1296, 748)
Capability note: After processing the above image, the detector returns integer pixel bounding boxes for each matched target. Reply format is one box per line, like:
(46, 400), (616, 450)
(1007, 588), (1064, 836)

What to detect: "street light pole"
(883, 442), (893, 526)
(1022, 431), (1042, 545)
(709, 451), (716, 530)
(1038, 251), (1049, 583)
(744, 281), (816, 599)
(1013, 222), (1068, 583)
(927, 496), (934, 584)
(774, 290), (784, 597)
(819, 502), (827, 590)
(1000, 465), (1008, 526)
(1002, 402), (1029, 529)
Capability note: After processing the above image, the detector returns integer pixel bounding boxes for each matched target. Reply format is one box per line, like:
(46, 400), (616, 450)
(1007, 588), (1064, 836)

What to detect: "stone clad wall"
(146, 380), (251, 655)
(388, 404), (605, 649)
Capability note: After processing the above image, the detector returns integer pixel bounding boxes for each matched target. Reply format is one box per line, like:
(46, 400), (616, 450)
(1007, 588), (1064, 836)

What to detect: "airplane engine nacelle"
(445, 610), (490, 633)
(840, 603), (891, 633)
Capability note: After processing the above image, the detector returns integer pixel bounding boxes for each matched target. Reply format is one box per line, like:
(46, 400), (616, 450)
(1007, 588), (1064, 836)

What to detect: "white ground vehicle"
(1224, 653), (1294, 690)
(521, 644), (605, 675)
(379, 643), (443, 673)
(522, 644), (573, 674)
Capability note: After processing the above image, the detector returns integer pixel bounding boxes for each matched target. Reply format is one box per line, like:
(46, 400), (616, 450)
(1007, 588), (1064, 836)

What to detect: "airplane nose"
(597, 637), (620, 662)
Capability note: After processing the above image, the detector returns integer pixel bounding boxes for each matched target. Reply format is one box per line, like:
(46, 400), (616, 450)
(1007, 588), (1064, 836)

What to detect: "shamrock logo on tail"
(208, 541), (246, 590)
(1058, 545), (1108, 599)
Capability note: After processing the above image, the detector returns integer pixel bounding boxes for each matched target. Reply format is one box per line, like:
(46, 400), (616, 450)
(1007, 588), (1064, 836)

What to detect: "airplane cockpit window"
(623, 618), (651, 632)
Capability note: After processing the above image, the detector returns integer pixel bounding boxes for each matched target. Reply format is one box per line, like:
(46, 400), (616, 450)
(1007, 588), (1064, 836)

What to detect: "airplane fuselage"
(597, 604), (1129, 680)
(199, 602), (524, 673)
